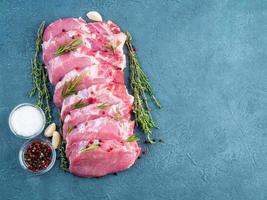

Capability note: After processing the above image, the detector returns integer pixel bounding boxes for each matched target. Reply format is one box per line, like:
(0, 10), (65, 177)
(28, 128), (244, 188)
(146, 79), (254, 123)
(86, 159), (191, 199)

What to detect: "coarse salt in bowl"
(9, 103), (46, 139)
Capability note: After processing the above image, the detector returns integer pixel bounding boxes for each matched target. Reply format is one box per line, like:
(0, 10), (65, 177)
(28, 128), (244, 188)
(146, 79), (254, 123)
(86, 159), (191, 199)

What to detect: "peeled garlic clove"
(44, 123), (56, 137)
(86, 11), (103, 22)
(52, 131), (61, 149)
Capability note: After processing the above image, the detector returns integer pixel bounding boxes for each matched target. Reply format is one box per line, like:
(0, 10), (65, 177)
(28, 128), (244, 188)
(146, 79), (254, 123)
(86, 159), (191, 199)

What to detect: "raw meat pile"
(42, 17), (141, 177)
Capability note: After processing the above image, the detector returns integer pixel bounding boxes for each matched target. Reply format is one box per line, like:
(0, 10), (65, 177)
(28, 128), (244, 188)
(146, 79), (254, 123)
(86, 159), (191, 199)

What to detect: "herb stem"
(42, 66), (52, 123)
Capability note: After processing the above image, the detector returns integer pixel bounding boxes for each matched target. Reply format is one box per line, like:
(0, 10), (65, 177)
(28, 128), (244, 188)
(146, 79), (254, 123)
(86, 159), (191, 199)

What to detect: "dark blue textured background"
(1, 0), (267, 199)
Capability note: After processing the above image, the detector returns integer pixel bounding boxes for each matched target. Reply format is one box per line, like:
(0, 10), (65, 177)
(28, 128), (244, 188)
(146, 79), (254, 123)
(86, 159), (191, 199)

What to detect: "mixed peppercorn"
(24, 140), (52, 172)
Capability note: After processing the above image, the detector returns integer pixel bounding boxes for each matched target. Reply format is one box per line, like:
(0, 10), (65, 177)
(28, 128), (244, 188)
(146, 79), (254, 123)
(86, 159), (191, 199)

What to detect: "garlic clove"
(44, 123), (56, 137)
(86, 11), (103, 22)
(52, 131), (61, 149)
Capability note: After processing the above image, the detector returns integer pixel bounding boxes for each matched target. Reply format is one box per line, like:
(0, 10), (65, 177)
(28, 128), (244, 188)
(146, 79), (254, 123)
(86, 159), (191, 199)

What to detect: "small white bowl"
(9, 103), (46, 139)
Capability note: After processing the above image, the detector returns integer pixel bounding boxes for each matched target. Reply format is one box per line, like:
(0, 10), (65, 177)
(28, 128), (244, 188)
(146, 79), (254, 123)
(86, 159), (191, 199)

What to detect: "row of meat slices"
(42, 17), (141, 177)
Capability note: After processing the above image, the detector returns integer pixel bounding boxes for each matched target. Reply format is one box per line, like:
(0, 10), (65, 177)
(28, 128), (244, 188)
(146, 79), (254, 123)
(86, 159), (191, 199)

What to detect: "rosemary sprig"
(114, 114), (123, 121)
(67, 126), (74, 134)
(55, 38), (82, 56)
(106, 40), (120, 54)
(96, 103), (111, 109)
(29, 21), (52, 124)
(72, 99), (88, 109)
(61, 73), (84, 98)
(125, 31), (161, 143)
(126, 135), (140, 142)
(79, 143), (99, 153)
(108, 44), (117, 54)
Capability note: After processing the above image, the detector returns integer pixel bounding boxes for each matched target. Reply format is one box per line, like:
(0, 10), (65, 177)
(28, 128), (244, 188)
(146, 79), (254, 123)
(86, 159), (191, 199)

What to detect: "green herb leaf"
(61, 73), (85, 98)
(55, 38), (82, 56)
(126, 135), (140, 142)
(67, 126), (74, 134)
(114, 114), (123, 121)
(96, 103), (111, 109)
(79, 143), (99, 153)
(72, 99), (88, 109)
(106, 40), (120, 54)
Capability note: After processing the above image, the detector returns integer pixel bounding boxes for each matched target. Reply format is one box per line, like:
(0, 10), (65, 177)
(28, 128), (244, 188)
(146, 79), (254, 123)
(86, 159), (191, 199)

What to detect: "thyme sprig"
(58, 140), (69, 172)
(29, 21), (52, 124)
(57, 108), (69, 172)
(125, 31), (161, 143)
(55, 38), (82, 56)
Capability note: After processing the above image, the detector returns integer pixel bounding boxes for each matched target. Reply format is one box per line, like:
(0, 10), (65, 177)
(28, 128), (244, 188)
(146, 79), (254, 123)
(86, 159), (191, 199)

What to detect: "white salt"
(10, 105), (44, 137)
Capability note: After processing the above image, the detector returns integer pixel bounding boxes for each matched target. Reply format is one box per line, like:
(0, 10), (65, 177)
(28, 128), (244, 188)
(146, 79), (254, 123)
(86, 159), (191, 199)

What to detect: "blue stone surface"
(1, 0), (267, 199)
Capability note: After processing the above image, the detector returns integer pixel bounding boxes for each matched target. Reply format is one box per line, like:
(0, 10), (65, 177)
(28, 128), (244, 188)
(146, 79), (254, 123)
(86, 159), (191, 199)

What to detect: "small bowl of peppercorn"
(19, 138), (56, 174)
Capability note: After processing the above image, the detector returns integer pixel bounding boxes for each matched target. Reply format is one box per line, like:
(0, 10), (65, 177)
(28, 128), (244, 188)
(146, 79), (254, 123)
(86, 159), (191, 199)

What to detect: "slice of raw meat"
(68, 139), (140, 177)
(43, 30), (86, 64)
(43, 29), (126, 65)
(53, 65), (125, 107)
(65, 118), (134, 158)
(47, 52), (99, 85)
(47, 47), (126, 85)
(43, 18), (122, 42)
(63, 103), (132, 137)
(66, 132), (124, 157)
(86, 21), (122, 36)
(61, 83), (134, 120)
(64, 117), (134, 141)
(43, 18), (87, 42)
(43, 18), (127, 85)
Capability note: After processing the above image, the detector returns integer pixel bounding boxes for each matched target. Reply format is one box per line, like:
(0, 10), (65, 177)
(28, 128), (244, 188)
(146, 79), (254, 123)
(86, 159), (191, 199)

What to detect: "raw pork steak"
(42, 17), (140, 177)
